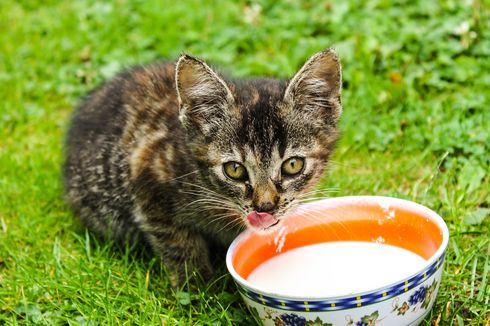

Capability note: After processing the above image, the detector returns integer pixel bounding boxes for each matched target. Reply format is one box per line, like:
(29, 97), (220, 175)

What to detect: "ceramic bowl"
(226, 196), (449, 326)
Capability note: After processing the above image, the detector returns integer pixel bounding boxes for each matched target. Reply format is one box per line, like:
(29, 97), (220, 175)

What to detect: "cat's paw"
(167, 261), (214, 288)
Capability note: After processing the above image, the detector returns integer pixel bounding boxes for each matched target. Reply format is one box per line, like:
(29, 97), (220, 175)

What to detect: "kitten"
(63, 49), (342, 281)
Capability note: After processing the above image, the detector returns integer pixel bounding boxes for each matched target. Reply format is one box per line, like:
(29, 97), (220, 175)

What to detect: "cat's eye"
(223, 162), (248, 181)
(281, 157), (305, 176)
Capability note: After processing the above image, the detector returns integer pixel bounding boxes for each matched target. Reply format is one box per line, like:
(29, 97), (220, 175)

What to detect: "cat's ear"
(175, 54), (234, 132)
(283, 49), (342, 124)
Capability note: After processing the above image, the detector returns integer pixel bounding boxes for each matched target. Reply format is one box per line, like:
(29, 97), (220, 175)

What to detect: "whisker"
(201, 213), (237, 229)
(182, 192), (228, 204)
(180, 194), (244, 212)
(180, 188), (226, 198)
(298, 210), (344, 240)
(182, 197), (236, 207)
(166, 170), (199, 182)
(303, 187), (340, 193)
(201, 212), (232, 229)
(174, 180), (252, 217)
(300, 188), (339, 197)
(175, 201), (237, 217)
(298, 196), (334, 203)
(177, 181), (230, 200)
(327, 159), (349, 169)
(217, 217), (244, 233)
(298, 205), (355, 239)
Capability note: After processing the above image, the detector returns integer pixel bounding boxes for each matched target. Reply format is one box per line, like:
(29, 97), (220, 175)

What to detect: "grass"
(0, 0), (489, 324)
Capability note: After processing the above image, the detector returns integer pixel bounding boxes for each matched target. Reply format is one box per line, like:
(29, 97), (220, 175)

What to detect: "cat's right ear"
(283, 49), (342, 126)
(175, 54), (234, 133)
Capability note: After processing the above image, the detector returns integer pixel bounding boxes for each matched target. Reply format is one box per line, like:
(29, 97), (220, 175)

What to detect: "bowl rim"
(226, 195), (449, 301)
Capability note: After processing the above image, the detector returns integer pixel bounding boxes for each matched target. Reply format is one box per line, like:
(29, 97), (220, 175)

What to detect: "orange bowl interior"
(233, 200), (443, 279)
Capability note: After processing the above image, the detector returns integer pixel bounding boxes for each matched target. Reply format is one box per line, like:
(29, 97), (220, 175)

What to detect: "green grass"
(1, 0), (489, 324)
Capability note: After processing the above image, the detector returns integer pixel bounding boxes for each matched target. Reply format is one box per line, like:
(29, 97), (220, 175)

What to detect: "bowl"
(226, 196), (449, 326)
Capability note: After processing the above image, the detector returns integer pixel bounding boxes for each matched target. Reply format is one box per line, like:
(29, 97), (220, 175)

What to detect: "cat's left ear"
(175, 54), (235, 133)
(283, 49), (342, 124)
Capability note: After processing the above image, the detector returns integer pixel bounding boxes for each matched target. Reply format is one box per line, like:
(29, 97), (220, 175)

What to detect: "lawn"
(0, 0), (489, 325)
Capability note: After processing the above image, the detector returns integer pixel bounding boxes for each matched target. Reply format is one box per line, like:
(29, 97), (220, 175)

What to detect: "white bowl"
(226, 196), (449, 326)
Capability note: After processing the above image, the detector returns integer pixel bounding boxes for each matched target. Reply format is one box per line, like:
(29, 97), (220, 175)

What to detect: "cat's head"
(176, 49), (342, 233)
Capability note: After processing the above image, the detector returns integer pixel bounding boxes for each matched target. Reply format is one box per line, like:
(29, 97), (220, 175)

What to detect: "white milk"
(247, 241), (426, 297)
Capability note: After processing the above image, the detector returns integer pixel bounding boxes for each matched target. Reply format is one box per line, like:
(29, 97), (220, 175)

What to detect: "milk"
(247, 241), (426, 297)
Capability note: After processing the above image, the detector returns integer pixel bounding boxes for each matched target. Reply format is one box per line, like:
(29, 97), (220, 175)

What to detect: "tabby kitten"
(64, 49), (342, 281)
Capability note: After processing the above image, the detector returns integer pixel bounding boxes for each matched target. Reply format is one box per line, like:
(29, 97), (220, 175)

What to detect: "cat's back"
(67, 61), (179, 147)
(63, 61), (183, 236)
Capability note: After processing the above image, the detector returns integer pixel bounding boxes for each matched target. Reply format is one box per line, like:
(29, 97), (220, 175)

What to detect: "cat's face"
(176, 49), (342, 232)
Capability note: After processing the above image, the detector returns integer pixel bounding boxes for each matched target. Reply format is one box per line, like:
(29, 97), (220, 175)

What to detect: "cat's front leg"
(144, 224), (213, 286)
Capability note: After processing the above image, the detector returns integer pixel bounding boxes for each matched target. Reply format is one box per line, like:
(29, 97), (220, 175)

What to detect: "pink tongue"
(246, 211), (278, 228)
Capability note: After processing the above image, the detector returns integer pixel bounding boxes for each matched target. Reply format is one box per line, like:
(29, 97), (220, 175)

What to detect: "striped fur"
(63, 49), (342, 281)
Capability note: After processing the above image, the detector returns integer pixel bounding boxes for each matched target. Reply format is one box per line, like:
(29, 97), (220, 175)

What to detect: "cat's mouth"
(246, 211), (280, 230)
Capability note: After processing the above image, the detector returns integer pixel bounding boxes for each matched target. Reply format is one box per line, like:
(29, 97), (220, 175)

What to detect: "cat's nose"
(253, 188), (280, 213)
(255, 201), (277, 214)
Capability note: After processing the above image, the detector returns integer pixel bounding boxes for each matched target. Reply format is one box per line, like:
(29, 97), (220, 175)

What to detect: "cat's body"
(64, 50), (342, 280)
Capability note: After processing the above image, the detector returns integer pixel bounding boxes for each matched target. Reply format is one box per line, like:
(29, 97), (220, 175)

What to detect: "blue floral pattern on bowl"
(238, 252), (444, 325)
(236, 252), (444, 313)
